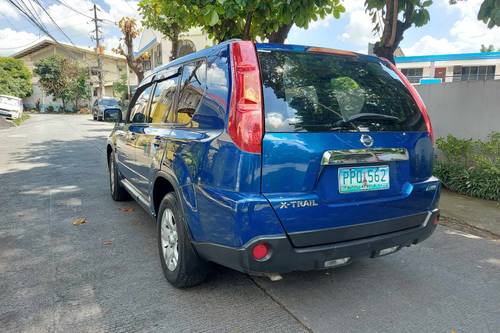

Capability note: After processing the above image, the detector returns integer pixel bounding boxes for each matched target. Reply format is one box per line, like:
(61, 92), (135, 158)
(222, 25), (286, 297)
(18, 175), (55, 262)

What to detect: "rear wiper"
(335, 113), (400, 126)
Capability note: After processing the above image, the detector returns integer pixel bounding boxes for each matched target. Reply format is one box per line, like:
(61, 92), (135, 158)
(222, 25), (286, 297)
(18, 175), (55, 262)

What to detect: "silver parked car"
(92, 97), (121, 121)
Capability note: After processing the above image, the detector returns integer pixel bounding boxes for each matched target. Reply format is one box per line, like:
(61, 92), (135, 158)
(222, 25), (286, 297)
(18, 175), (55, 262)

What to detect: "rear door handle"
(153, 136), (161, 147)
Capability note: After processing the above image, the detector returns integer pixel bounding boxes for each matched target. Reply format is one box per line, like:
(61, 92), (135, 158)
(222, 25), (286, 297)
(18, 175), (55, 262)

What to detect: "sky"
(0, 0), (499, 57)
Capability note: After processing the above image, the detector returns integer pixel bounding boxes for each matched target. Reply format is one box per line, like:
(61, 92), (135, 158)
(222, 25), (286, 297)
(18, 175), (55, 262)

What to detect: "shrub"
(434, 132), (500, 201)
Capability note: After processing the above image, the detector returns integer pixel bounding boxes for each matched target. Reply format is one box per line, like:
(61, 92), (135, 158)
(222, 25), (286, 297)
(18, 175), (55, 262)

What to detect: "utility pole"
(91, 4), (104, 98)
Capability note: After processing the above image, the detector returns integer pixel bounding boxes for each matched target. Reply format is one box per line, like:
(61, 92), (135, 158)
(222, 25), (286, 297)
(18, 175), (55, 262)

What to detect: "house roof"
(11, 37), (125, 60)
(395, 52), (500, 63)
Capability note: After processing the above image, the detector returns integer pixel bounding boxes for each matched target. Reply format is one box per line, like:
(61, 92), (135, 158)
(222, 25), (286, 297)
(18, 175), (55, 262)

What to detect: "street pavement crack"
(248, 276), (314, 333)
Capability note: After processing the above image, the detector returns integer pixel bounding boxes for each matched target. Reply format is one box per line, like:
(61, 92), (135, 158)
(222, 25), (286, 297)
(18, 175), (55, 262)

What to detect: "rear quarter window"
(258, 51), (426, 133)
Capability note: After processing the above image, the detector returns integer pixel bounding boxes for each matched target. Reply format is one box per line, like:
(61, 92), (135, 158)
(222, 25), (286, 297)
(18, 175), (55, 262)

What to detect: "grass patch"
(12, 113), (31, 126)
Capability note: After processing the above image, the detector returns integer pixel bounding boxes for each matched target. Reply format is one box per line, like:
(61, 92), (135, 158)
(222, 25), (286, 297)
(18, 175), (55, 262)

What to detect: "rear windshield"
(258, 50), (426, 133)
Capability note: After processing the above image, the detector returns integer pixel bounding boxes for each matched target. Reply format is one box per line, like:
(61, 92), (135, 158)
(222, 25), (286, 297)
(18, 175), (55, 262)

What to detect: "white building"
(135, 27), (212, 77)
(395, 52), (500, 85)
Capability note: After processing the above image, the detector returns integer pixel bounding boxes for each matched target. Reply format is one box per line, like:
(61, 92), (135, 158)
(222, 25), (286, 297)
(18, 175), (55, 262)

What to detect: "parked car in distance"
(0, 95), (23, 119)
(107, 40), (441, 288)
(92, 97), (121, 121)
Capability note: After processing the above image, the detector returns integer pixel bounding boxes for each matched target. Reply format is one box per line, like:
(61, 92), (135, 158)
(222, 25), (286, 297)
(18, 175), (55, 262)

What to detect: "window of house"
(174, 60), (207, 125)
(150, 74), (180, 123)
(457, 65), (496, 81)
(154, 44), (162, 67)
(177, 40), (196, 58)
(400, 68), (424, 84)
(142, 60), (151, 72)
(129, 85), (153, 123)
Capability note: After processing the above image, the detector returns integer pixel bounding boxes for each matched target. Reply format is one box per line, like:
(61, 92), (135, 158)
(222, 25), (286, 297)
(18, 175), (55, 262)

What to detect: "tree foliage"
(67, 68), (90, 110)
(114, 17), (145, 82)
(0, 57), (32, 98)
(113, 73), (129, 102)
(138, 0), (344, 45)
(366, 0), (432, 63)
(478, 0), (500, 28)
(480, 44), (498, 52)
(34, 55), (90, 111)
(138, 0), (192, 60)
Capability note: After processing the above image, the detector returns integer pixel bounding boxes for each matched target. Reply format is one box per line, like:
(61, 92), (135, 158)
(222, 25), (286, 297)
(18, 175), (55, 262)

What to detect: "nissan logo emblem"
(360, 134), (374, 147)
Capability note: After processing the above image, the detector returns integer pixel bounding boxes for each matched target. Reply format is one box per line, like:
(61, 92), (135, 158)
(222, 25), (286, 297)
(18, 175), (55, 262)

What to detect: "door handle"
(153, 136), (162, 147)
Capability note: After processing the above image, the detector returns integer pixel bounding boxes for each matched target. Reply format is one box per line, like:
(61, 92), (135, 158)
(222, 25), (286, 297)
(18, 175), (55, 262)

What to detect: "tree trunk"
(242, 13), (253, 40)
(373, 20), (408, 64)
(267, 24), (292, 43)
(128, 59), (143, 83)
(170, 27), (180, 61)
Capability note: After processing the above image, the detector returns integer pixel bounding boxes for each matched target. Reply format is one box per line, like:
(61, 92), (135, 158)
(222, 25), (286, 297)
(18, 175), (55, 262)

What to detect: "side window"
(175, 60), (207, 125)
(150, 75), (180, 123)
(129, 85), (153, 123)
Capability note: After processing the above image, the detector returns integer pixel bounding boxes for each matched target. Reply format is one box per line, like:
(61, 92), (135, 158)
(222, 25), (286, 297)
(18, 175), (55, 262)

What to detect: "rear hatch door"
(257, 47), (435, 247)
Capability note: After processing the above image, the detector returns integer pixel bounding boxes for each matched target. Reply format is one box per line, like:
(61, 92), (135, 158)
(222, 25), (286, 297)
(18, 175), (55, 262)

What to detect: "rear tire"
(109, 152), (130, 201)
(97, 116), (103, 121)
(157, 193), (207, 288)
(93, 115), (97, 120)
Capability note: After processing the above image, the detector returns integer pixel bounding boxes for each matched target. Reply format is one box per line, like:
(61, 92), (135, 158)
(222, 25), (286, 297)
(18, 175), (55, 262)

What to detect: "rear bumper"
(0, 110), (18, 118)
(193, 208), (439, 274)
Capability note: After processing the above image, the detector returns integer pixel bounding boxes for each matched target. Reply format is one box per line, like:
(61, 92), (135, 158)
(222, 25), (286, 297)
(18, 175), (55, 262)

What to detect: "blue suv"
(107, 41), (440, 288)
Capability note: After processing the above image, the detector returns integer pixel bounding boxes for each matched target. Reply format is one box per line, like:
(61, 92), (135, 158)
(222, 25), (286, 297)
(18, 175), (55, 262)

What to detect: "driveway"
(1, 114), (499, 333)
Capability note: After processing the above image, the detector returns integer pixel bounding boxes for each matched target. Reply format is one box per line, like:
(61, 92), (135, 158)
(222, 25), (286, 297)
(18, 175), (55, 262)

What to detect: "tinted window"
(258, 51), (425, 133)
(176, 60), (206, 125)
(150, 76), (180, 123)
(129, 85), (153, 123)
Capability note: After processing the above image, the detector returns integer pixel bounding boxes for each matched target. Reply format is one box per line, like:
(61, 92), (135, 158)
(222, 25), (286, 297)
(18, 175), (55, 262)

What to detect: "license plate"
(338, 165), (390, 193)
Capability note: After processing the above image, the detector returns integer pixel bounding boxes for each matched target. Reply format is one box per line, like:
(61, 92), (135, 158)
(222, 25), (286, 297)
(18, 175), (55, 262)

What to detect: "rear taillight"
(228, 41), (263, 154)
(382, 58), (434, 144)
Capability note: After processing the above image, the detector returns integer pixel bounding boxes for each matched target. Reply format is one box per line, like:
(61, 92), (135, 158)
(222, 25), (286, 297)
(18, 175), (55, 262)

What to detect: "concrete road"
(1, 114), (499, 333)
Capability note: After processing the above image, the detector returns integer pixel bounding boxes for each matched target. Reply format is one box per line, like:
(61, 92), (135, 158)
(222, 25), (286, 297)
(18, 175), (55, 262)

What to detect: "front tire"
(157, 193), (207, 288)
(109, 152), (130, 201)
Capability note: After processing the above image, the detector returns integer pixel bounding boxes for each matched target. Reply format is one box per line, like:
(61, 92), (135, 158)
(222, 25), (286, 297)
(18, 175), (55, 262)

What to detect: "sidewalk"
(440, 189), (500, 236)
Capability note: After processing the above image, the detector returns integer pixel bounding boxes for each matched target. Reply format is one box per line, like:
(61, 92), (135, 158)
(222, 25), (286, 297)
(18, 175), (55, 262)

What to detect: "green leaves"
(34, 55), (90, 111)
(139, 0), (345, 44)
(207, 9), (219, 26)
(478, 0), (500, 28)
(434, 132), (500, 201)
(0, 57), (32, 98)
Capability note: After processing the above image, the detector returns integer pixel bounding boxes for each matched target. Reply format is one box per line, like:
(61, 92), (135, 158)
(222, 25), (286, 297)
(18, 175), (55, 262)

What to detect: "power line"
(6, 0), (59, 42)
(53, 0), (116, 25)
(32, 0), (74, 45)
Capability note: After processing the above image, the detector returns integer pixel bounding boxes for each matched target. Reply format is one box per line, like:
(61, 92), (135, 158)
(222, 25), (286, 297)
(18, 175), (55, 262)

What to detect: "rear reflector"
(382, 58), (434, 144)
(252, 243), (269, 260)
(378, 246), (400, 256)
(432, 213), (440, 225)
(324, 257), (350, 268)
(228, 41), (263, 154)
